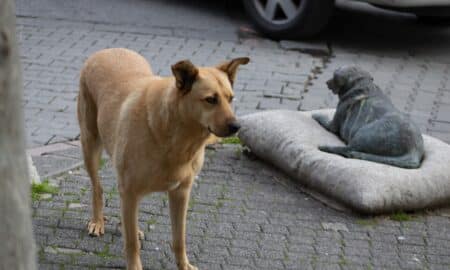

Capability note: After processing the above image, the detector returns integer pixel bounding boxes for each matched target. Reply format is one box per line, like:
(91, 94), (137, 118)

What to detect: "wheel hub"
(252, 0), (303, 24)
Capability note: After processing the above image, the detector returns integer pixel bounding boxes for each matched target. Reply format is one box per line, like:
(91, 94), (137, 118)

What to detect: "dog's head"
(171, 57), (249, 137)
(327, 66), (373, 95)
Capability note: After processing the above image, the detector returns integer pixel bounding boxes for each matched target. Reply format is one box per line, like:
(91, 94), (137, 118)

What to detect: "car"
(243, 0), (450, 39)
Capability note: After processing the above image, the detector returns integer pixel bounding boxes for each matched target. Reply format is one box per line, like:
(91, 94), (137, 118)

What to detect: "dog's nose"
(228, 122), (241, 134)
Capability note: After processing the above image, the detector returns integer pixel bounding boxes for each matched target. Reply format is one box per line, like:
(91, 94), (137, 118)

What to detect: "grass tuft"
(31, 179), (58, 201)
(390, 211), (412, 222)
(99, 157), (107, 169)
(221, 136), (241, 144)
(96, 246), (117, 259)
(356, 218), (378, 227)
(147, 217), (157, 226)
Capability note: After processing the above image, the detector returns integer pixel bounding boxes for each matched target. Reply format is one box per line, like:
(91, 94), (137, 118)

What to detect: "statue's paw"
(312, 114), (329, 126)
(319, 145), (351, 157)
(318, 145), (332, 152)
(311, 113), (323, 122)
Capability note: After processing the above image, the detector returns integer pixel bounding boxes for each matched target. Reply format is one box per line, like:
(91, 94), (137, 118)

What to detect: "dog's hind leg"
(77, 79), (105, 237)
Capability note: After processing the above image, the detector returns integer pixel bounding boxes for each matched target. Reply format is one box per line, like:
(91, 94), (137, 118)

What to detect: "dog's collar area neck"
(207, 126), (218, 137)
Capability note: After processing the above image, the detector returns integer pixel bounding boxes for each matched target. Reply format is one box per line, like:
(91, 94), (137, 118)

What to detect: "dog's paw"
(177, 262), (198, 270)
(138, 230), (144, 240)
(184, 264), (198, 270)
(87, 218), (105, 237)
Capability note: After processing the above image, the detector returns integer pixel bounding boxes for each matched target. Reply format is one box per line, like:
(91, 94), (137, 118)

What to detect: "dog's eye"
(229, 96), (234, 103)
(205, 96), (218, 105)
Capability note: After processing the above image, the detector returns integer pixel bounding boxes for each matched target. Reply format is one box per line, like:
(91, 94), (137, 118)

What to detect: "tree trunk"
(0, 0), (37, 269)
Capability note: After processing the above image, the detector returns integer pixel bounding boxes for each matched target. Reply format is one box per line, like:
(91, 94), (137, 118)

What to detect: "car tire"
(243, 0), (335, 39)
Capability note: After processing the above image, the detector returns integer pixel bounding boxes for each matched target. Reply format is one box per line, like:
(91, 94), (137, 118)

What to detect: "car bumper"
(359, 0), (450, 7)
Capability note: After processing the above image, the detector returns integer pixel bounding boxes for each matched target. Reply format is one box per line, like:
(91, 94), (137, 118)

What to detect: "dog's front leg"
(169, 181), (198, 270)
(120, 191), (142, 270)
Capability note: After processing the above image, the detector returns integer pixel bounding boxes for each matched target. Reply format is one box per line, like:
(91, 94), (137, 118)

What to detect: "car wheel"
(243, 0), (335, 39)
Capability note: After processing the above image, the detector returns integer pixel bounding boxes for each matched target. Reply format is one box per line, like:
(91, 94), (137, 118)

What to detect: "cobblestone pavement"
(17, 15), (450, 146)
(19, 1), (450, 269)
(32, 144), (450, 270)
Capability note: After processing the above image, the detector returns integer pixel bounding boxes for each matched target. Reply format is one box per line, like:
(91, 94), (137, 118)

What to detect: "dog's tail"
(77, 74), (99, 141)
(319, 146), (423, 169)
(77, 72), (104, 177)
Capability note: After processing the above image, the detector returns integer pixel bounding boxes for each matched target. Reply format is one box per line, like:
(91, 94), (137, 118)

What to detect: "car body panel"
(355, 0), (450, 7)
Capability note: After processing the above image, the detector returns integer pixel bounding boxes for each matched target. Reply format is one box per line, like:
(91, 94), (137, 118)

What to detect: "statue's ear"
(216, 57), (250, 86)
(171, 60), (199, 94)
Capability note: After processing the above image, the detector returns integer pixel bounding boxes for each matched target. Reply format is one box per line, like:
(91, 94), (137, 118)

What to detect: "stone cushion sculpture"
(237, 66), (450, 214)
(312, 66), (424, 169)
(238, 110), (450, 214)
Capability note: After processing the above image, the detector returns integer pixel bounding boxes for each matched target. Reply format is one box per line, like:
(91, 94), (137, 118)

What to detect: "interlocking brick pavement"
(18, 17), (450, 147)
(19, 2), (450, 269)
(17, 17), (319, 147)
(32, 144), (450, 270)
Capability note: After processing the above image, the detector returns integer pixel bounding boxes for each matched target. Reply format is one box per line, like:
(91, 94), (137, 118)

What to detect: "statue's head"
(327, 66), (373, 95)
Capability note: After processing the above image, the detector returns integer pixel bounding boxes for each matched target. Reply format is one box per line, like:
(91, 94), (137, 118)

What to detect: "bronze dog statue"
(312, 66), (424, 169)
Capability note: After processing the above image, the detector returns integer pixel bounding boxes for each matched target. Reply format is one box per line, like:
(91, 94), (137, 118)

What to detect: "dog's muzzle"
(228, 122), (241, 134)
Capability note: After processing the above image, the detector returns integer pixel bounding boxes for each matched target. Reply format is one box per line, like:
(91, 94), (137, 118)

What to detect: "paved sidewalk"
(31, 143), (450, 270)
(19, 10), (450, 270)
(17, 17), (319, 147)
(18, 17), (450, 147)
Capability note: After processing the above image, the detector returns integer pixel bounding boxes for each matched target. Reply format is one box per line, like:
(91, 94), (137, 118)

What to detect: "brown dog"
(77, 48), (248, 270)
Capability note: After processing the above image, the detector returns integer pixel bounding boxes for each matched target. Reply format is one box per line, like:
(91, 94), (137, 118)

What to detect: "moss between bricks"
(96, 245), (118, 259)
(80, 187), (88, 196)
(356, 218), (379, 227)
(390, 211), (413, 222)
(146, 217), (157, 226)
(99, 157), (107, 170)
(31, 179), (58, 201)
(188, 196), (196, 209)
(220, 136), (241, 144)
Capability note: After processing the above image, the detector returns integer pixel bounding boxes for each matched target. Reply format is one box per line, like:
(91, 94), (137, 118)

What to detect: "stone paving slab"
(32, 144), (450, 270)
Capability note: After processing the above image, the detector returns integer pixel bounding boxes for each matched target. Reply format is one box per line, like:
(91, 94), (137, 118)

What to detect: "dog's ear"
(171, 60), (199, 94)
(217, 57), (250, 86)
